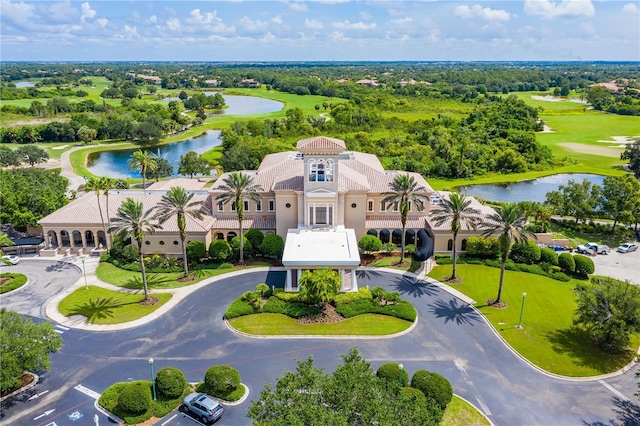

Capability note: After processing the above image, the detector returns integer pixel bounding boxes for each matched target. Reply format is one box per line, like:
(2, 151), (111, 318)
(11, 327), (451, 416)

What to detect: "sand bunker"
(558, 143), (623, 158)
(531, 95), (563, 102)
(539, 124), (555, 133)
(595, 136), (639, 146)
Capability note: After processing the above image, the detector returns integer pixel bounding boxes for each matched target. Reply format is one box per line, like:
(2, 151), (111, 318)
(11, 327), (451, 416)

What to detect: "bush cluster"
(335, 299), (417, 321)
(100, 253), (183, 273)
(558, 252), (575, 274)
(333, 288), (372, 304)
(509, 241), (541, 265)
(465, 236), (499, 258)
(411, 371), (453, 410)
(262, 297), (323, 318)
(376, 363), (409, 386)
(259, 234), (284, 257)
(118, 381), (152, 414)
(208, 239), (231, 262)
(186, 240), (206, 263)
(155, 367), (187, 400)
(551, 218), (632, 238)
(204, 365), (241, 398)
(359, 234), (383, 252)
(573, 254), (595, 276)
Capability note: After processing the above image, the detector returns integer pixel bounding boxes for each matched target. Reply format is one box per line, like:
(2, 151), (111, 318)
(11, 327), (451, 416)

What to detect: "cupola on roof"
(296, 136), (346, 155)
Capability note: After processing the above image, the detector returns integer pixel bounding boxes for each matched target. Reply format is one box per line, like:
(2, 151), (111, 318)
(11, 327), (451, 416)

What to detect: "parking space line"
(599, 380), (629, 402)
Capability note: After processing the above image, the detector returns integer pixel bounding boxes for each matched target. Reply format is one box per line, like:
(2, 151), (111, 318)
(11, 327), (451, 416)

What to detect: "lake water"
(87, 131), (222, 178)
(460, 173), (606, 203)
(162, 94), (283, 115)
(15, 81), (35, 88)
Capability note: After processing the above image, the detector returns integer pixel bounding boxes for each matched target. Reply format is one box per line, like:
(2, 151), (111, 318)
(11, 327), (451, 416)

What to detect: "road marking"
(454, 359), (492, 416)
(44, 422), (58, 426)
(28, 390), (49, 400)
(599, 380), (629, 402)
(54, 330), (64, 334)
(34, 409), (56, 420)
(74, 384), (101, 400)
(56, 325), (70, 330)
(161, 414), (178, 425)
(68, 410), (83, 422)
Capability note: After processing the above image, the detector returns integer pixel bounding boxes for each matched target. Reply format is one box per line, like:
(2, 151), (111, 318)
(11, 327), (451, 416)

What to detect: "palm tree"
(382, 174), (426, 263)
(216, 172), (263, 265)
(153, 187), (204, 277)
(100, 177), (116, 249)
(481, 203), (535, 305)
(429, 193), (482, 280)
(0, 231), (14, 253)
(85, 177), (107, 248)
(128, 150), (158, 189)
(109, 198), (161, 301)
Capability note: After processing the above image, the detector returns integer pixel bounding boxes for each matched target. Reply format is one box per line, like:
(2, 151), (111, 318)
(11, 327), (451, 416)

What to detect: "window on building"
(309, 158), (334, 182)
(380, 201), (387, 212)
(268, 199), (275, 211)
(230, 203), (236, 212)
(256, 199), (262, 212)
(367, 199), (374, 212)
(447, 239), (453, 251)
(309, 204), (334, 226)
(393, 202), (399, 212)
(243, 199), (250, 212)
(217, 201), (224, 212)
(461, 239), (468, 251)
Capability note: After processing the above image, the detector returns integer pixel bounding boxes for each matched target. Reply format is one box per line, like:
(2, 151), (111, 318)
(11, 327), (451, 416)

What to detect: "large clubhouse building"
(39, 136), (497, 291)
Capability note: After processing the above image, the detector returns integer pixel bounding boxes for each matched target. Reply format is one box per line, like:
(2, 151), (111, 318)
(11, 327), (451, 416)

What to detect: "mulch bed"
(1, 373), (35, 398)
(443, 276), (464, 284)
(176, 274), (197, 283)
(486, 299), (508, 309)
(138, 296), (161, 306)
(297, 304), (346, 325)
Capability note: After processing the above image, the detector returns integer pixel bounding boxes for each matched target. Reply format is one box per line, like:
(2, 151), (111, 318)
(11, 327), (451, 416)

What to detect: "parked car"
(182, 392), (224, 424)
(576, 242), (610, 255)
(617, 243), (638, 253)
(547, 245), (567, 252)
(1, 255), (20, 265)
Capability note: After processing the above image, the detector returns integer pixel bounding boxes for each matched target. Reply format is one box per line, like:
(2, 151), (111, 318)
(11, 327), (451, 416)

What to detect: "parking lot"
(589, 247), (640, 284)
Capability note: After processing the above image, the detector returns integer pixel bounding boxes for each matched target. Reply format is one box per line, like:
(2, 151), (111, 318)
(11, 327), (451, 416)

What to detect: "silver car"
(617, 243), (638, 253)
(182, 392), (224, 424)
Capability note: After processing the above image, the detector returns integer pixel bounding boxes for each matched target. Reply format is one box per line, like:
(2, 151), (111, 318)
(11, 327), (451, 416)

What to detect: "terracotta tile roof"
(296, 136), (346, 154)
(365, 215), (427, 229)
(427, 191), (499, 231)
(146, 178), (209, 191)
(39, 191), (214, 233)
(212, 215), (276, 230)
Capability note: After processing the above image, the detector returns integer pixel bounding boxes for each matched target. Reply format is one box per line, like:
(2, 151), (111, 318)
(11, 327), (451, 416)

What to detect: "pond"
(86, 130), (222, 179)
(459, 173), (606, 203)
(162, 94), (283, 115)
(15, 81), (35, 88)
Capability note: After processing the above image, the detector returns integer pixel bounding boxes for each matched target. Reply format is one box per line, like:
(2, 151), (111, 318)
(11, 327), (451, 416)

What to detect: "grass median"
(228, 313), (412, 336)
(428, 264), (639, 377)
(58, 286), (171, 324)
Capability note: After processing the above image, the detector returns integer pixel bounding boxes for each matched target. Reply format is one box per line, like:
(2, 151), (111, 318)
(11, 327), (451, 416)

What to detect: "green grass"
(58, 286), (171, 324)
(440, 395), (490, 426)
(548, 221), (631, 248)
(428, 264), (639, 376)
(96, 261), (270, 289)
(0, 273), (28, 294)
(228, 312), (412, 335)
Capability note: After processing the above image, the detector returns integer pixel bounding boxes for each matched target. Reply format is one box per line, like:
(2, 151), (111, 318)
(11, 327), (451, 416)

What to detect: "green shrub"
(411, 370), (453, 410)
(0, 273), (27, 294)
(122, 244), (139, 263)
(186, 240), (206, 263)
(245, 228), (264, 253)
(208, 239), (231, 262)
(155, 367), (187, 400)
(382, 242), (397, 254)
(573, 254), (595, 276)
(335, 299), (416, 322)
(259, 234), (284, 257)
(551, 272), (571, 282)
(558, 252), (575, 273)
(225, 299), (260, 319)
(273, 289), (300, 302)
(466, 236), (499, 258)
(256, 283), (271, 297)
(117, 381), (152, 414)
(509, 241), (541, 265)
(334, 288), (372, 305)
(399, 386), (427, 405)
(262, 297), (322, 318)
(358, 235), (383, 252)
(98, 382), (128, 412)
(204, 365), (240, 398)
(434, 254), (451, 261)
(435, 256), (453, 265)
(230, 236), (253, 260)
(376, 363), (409, 386)
(404, 244), (416, 254)
(539, 247), (559, 265)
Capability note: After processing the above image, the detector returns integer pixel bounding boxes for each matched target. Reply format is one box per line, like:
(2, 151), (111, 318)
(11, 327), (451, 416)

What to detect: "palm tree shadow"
(428, 298), (481, 325)
(122, 273), (173, 289)
(356, 269), (383, 281)
(389, 278), (439, 299)
(45, 261), (74, 272)
(581, 397), (640, 426)
(68, 296), (141, 323)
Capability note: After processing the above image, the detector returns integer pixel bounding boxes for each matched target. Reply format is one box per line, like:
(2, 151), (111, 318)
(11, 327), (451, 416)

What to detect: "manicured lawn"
(0, 273), (28, 294)
(58, 286), (171, 324)
(228, 313), (413, 336)
(96, 261), (271, 289)
(428, 264), (639, 376)
(441, 395), (490, 426)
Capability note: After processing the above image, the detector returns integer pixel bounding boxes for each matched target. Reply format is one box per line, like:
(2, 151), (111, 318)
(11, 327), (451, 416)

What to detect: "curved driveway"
(1, 262), (639, 426)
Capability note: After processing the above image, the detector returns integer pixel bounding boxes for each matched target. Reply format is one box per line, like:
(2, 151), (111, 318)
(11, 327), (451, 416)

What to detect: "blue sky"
(1, 0), (639, 61)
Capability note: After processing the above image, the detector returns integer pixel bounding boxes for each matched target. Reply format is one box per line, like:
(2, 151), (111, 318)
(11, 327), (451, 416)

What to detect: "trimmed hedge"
(155, 367), (187, 400)
(509, 241), (541, 265)
(334, 288), (372, 304)
(0, 273), (28, 294)
(208, 239), (231, 262)
(558, 252), (575, 273)
(262, 297), (322, 318)
(204, 365), (241, 399)
(539, 247), (559, 265)
(245, 228), (264, 253)
(335, 299), (417, 322)
(118, 381), (152, 414)
(259, 234), (284, 257)
(359, 235), (383, 252)
(411, 370), (453, 410)
(399, 386), (427, 405)
(273, 289), (301, 302)
(574, 254), (595, 276)
(225, 299), (260, 319)
(376, 363), (409, 386)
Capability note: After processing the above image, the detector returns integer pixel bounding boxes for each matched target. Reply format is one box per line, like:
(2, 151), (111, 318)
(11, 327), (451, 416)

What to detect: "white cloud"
(390, 17), (412, 25)
(329, 31), (347, 41)
(454, 4), (511, 21)
(305, 18), (324, 29)
(149, 15), (158, 24)
(524, 0), (595, 19)
(47, 2), (78, 24)
(288, 1), (308, 12)
(166, 18), (181, 32)
(239, 16), (269, 33)
(95, 18), (108, 28)
(184, 9), (233, 33)
(622, 3), (639, 14)
(271, 15), (283, 24)
(333, 20), (376, 30)
(80, 2), (96, 22)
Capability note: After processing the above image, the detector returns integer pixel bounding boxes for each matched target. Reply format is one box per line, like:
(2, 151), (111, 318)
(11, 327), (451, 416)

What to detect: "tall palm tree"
(85, 177), (107, 249)
(128, 150), (158, 189)
(109, 198), (161, 301)
(100, 177), (116, 249)
(382, 174), (426, 263)
(481, 203), (535, 305)
(153, 187), (204, 277)
(429, 193), (482, 280)
(216, 172), (263, 265)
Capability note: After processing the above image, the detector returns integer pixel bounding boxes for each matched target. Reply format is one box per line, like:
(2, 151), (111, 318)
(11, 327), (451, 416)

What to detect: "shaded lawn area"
(228, 313), (412, 336)
(428, 264), (639, 377)
(441, 395), (490, 426)
(96, 261), (271, 289)
(58, 286), (171, 324)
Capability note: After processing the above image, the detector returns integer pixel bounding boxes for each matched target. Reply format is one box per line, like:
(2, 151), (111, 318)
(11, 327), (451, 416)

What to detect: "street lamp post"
(81, 258), (88, 290)
(398, 363), (404, 387)
(516, 292), (527, 329)
(148, 358), (156, 401)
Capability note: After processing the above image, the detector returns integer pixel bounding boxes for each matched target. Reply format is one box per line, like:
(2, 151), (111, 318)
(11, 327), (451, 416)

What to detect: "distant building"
(238, 79), (261, 88)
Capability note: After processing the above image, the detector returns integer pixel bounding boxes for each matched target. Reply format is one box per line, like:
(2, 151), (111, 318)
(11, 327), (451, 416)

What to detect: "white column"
(339, 269), (346, 292)
(285, 269), (292, 292)
(351, 269), (358, 292)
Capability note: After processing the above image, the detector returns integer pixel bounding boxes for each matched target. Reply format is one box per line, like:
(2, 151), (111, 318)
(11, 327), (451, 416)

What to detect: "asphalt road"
(1, 263), (639, 426)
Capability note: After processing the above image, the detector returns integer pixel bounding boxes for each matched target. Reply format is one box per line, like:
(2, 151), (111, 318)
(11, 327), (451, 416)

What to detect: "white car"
(2, 255), (21, 265)
(617, 243), (638, 253)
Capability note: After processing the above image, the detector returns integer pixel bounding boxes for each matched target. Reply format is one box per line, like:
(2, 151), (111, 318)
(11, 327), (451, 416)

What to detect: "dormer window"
(309, 158), (334, 182)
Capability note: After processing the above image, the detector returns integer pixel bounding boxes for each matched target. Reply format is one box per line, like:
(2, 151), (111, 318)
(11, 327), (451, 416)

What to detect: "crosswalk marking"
(74, 384), (101, 400)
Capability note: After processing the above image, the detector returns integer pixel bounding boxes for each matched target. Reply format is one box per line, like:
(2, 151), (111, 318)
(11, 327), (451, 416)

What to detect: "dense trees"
(621, 138), (640, 179)
(178, 151), (211, 178)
